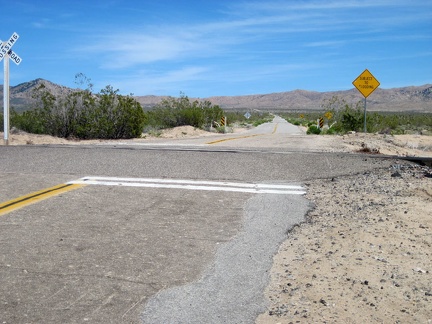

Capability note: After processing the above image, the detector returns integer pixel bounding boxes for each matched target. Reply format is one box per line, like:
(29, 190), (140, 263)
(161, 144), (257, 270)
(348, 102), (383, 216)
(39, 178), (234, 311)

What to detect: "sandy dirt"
(256, 165), (432, 324)
(1, 126), (431, 323)
(2, 126), (432, 158)
(0, 125), (215, 146)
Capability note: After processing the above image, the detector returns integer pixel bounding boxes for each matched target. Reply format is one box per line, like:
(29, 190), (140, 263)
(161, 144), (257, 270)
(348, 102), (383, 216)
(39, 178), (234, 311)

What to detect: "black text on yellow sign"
(352, 69), (380, 98)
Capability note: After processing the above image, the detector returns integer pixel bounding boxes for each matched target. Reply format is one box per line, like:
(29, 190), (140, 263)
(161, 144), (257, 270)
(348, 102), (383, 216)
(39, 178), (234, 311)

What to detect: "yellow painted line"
(206, 134), (263, 144)
(0, 183), (84, 216)
(272, 123), (279, 134)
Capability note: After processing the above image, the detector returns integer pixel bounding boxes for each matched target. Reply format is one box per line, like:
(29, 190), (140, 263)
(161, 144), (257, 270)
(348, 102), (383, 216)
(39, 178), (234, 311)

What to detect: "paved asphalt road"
(0, 118), (394, 323)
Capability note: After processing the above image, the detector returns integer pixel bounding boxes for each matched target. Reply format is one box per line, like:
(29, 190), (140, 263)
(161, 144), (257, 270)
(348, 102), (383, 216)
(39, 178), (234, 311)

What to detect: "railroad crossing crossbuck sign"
(2, 32), (22, 145)
(0, 32), (22, 65)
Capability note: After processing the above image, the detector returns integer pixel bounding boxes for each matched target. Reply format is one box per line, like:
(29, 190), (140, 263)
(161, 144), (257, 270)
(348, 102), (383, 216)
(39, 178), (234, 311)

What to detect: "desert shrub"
(10, 109), (45, 134)
(323, 127), (337, 135)
(216, 126), (227, 133)
(367, 112), (432, 134)
(307, 125), (321, 134)
(16, 80), (147, 139)
(147, 94), (224, 129)
(338, 105), (363, 132)
(320, 96), (365, 133)
(224, 111), (273, 127)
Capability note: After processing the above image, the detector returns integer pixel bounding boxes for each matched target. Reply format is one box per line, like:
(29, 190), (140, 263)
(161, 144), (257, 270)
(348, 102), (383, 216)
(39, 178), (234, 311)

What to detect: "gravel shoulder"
(256, 163), (432, 323)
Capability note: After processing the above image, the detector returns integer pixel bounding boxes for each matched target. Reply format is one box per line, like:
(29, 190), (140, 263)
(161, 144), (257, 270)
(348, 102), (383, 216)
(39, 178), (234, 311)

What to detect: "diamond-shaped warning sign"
(352, 69), (380, 98)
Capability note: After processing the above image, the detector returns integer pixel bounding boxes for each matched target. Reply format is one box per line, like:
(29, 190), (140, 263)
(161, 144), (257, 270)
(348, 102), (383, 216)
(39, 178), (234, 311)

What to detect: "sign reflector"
(7, 50), (21, 65)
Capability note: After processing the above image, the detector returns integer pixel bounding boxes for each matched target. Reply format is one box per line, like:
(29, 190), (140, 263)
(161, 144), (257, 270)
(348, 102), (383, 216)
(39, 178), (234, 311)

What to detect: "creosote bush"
(306, 125), (321, 134)
(282, 99), (432, 135)
(11, 78), (147, 139)
(146, 93), (224, 130)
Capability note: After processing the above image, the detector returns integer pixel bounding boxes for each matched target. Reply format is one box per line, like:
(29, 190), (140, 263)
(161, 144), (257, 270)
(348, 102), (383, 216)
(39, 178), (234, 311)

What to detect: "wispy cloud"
(233, 0), (413, 12)
(90, 34), (202, 68)
(304, 40), (346, 48)
(32, 18), (51, 29)
(76, 0), (431, 73)
(97, 66), (210, 95)
(23, 0), (430, 95)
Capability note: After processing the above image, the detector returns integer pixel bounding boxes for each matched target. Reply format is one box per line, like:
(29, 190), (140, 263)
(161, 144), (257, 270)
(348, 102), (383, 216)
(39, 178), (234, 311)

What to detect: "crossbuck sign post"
(1, 32), (22, 145)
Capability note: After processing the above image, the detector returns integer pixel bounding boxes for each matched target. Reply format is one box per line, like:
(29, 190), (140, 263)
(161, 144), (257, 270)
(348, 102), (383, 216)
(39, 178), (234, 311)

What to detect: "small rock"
(319, 298), (327, 306)
(391, 171), (402, 177)
(413, 267), (426, 274)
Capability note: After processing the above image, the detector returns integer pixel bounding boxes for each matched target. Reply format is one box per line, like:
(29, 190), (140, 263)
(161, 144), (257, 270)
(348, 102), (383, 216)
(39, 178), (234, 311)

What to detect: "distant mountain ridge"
(0, 79), (77, 112)
(203, 85), (432, 112)
(1, 78), (432, 112)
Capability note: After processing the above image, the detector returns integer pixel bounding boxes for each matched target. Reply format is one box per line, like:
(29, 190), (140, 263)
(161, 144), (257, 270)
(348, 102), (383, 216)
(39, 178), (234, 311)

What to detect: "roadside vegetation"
(4, 93), (226, 140)
(5, 74), (147, 139)
(2, 83), (431, 139)
(281, 96), (432, 135)
(0, 75), (271, 139)
(224, 111), (273, 127)
(145, 93), (224, 134)
(1, 96), (271, 139)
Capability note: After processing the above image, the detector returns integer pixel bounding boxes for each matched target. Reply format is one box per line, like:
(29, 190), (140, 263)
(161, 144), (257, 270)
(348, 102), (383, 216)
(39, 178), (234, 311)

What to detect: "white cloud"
(96, 66), (209, 95)
(234, 0), (412, 12)
(79, 27), (226, 69)
(69, 0), (431, 96)
(78, 0), (411, 70)
(32, 18), (51, 29)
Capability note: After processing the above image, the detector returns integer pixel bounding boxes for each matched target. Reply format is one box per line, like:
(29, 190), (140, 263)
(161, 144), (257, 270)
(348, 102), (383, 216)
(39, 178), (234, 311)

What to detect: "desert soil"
(1, 126), (431, 323)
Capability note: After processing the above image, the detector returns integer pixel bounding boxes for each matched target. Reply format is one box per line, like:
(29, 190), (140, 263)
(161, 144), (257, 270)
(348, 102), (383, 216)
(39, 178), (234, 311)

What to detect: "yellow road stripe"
(206, 134), (263, 144)
(0, 183), (84, 216)
(272, 123), (279, 134)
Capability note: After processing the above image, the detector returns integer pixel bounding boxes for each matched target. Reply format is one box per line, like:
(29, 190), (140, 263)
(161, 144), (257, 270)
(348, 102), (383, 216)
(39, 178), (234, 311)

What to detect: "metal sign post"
(3, 55), (9, 145)
(1, 32), (22, 145)
(352, 69), (380, 133)
(363, 97), (367, 133)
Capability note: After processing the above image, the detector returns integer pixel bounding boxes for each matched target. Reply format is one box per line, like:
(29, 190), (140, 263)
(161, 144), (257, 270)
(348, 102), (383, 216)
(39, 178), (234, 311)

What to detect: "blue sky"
(2, 0), (431, 97)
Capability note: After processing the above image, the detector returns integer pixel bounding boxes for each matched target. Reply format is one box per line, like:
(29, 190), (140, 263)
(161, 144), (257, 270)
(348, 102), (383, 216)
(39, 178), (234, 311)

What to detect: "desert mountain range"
(1, 78), (432, 113)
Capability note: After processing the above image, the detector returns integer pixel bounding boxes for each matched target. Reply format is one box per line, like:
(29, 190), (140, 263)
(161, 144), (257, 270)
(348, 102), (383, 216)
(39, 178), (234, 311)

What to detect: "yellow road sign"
(352, 69), (380, 98)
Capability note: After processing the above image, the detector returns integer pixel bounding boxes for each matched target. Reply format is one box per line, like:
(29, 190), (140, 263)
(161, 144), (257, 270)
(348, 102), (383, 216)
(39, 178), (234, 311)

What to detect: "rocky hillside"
(1, 79), (432, 112)
(0, 79), (76, 112)
(201, 85), (432, 112)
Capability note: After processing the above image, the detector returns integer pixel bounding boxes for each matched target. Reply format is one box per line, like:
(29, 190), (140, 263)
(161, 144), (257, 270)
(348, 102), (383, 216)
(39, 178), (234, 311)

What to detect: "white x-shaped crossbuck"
(0, 32), (22, 65)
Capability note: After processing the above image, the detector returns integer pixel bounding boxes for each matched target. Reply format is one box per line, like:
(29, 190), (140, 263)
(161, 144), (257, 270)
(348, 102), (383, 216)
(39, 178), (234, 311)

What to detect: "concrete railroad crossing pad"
(0, 175), (308, 323)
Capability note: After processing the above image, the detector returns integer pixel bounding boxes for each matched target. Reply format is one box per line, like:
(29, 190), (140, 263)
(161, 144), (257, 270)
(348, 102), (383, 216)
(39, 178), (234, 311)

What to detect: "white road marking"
(68, 177), (306, 195)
